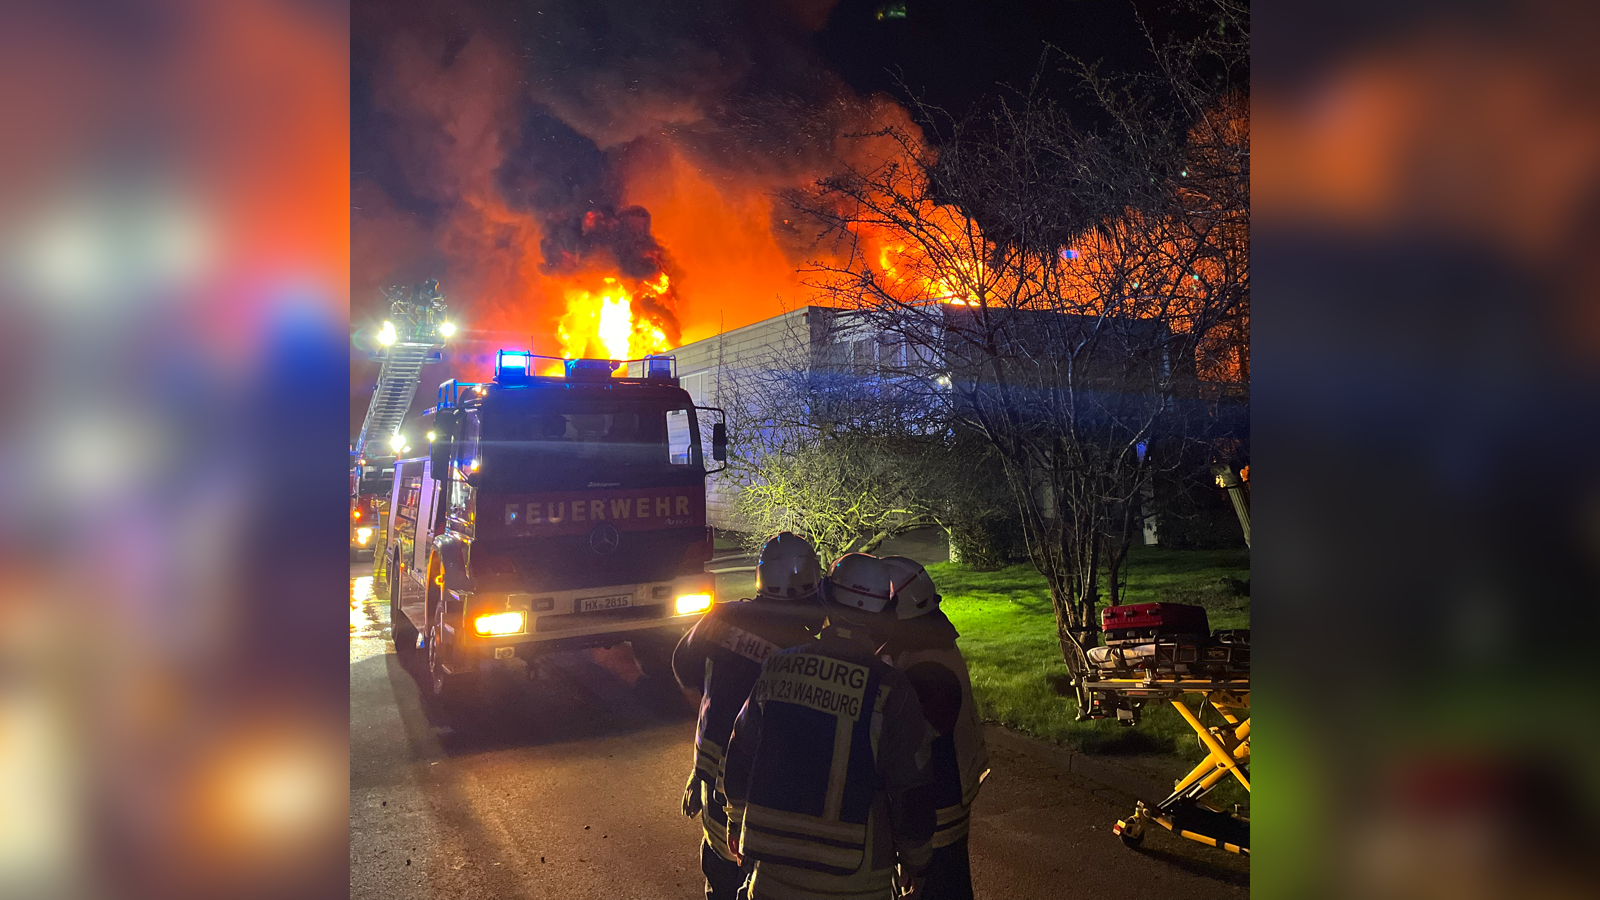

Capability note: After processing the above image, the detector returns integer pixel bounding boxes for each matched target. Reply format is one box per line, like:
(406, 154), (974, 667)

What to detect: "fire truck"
(351, 492), (377, 561)
(350, 461), (395, 562)
(385, 350), (727, 701)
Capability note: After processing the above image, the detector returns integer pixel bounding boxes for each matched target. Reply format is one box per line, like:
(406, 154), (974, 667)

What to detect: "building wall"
(647, 303), (1219, 536)
(654, 307), (830, 528)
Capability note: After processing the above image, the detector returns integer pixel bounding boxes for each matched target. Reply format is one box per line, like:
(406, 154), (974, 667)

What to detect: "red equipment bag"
(1101, 602), (1210, 646)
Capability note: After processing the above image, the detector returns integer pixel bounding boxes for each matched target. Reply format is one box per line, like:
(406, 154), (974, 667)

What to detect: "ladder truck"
(352, 280), (454, 563)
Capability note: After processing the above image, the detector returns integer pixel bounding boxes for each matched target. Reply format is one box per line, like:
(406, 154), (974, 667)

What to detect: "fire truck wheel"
(426, 624), (449, 696)
(631, 636), (678, 682)
(426, 624), (479, 705)
(389, 561), (418, 665)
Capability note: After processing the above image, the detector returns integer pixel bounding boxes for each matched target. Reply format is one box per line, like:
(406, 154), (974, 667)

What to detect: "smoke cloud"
(352, 0), (909, 391)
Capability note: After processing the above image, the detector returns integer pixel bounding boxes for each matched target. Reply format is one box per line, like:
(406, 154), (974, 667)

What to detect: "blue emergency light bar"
(491, 349), (679, 384)
(496, 349), (532, 378)
(644, 355), (675, 380)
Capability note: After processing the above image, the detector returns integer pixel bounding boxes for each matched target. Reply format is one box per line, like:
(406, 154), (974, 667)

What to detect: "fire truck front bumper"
(445, 576), (715, 665)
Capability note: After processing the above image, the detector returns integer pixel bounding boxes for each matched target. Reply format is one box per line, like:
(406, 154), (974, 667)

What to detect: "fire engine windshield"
(476, 398), (698, 491)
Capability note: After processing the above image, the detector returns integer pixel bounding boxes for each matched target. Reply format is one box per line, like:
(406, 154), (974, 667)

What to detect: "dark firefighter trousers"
(700, 838), (748, 900)
(919, 836), (974, 900)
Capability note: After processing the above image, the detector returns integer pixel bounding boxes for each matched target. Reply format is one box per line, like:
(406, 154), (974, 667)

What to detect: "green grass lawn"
(930, 545), (1249, 756)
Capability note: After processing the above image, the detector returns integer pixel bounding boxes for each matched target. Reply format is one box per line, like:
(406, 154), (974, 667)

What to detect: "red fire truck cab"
(385, 352), (726, 701)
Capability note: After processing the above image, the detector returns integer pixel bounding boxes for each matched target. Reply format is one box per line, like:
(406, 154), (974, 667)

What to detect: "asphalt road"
(350, 562), (1250, 899)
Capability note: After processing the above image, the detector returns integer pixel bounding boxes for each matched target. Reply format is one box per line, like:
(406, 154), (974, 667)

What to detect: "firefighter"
(672, 532), (828, 900)
(722, 553), (937, 900)
(877, 556), (990, 900)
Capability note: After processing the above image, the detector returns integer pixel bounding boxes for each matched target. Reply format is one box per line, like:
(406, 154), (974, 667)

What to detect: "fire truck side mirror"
(711, 422), (727, 462)
(429, 435), (452, 475)
(435, 407), (465, 438)
(429, 408), (465, 476)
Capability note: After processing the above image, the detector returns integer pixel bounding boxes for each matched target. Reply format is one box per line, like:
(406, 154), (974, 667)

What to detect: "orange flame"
(850, 166), (1247, 384)
(553, 273), (675, 372)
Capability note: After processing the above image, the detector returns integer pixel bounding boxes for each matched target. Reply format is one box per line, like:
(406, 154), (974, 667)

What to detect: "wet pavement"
(349, 561), (1248, 899)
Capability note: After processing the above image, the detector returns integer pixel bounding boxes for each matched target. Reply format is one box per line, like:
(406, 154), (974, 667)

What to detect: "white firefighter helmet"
(881, 555), (941, 620)
(825, 553), (895, 614)
(755, 532), (822, 601)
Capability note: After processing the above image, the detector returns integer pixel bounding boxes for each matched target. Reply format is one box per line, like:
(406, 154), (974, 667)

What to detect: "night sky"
(353, 0), (1187, 211)
(815, 0), (1182, 117)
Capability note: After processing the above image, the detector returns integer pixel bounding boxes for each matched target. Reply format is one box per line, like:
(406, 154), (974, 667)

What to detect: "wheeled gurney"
(1077, 610), (1250, 855)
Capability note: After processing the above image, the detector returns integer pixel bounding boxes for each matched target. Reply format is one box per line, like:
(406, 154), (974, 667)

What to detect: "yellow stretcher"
(1080, 673), (1250, 855)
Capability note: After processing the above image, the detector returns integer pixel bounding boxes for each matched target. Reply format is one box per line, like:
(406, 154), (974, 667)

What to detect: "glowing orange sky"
(623, 148), (816, 344)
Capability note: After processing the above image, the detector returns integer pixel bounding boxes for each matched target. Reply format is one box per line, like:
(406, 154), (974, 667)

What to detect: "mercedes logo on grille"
(589, 522), (620, 555)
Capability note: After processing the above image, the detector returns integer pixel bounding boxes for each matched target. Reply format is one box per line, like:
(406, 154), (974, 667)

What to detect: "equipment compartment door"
(413, 459), (438, 576)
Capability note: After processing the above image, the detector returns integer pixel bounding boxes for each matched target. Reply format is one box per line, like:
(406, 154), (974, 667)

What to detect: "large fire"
(350, 26), (923, 377)
(875, 241), (983, 306)
(553, 273), (674, 367)
(833, 105), (1248, 386)
(353, 27), (1245, 388)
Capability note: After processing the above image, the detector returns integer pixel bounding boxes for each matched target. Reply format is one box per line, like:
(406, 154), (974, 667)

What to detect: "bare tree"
(720, 313), (947, 564)
(781, 0), (1249, 682)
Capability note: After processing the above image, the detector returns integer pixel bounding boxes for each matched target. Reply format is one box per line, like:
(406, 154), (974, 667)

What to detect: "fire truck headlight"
(356, 527), (372, 545)
(426, 431), (436, 442)
(389, 433), (406, 452)
(438, 321), (456, 338)
(674, 593), (713, 616)
(474, 612), (526, 635)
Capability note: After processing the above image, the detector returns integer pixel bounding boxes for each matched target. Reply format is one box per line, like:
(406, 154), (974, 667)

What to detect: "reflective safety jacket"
(879, 611), (990, 848)
(673, 599), (823, 859)
(722, 628), (936, 886)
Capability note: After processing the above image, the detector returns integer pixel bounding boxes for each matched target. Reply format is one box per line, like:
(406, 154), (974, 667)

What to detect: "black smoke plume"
(352, 0), (881, 344)
(493, 107), (671, 281)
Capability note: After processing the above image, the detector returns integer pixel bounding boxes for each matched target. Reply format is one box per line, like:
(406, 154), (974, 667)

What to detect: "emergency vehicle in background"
(385, 350), (728, 701)
(353, 279), (453, 564)
(350, 460), (393, 562)
(351, 492), (377, 561)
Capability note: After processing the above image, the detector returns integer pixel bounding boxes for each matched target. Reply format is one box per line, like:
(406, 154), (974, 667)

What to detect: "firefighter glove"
(681, 773), (703, 819)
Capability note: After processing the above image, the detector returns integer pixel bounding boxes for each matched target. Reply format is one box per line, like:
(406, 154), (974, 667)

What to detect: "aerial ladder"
(354, 279), (455, 462)
(354, 279), (456, 577)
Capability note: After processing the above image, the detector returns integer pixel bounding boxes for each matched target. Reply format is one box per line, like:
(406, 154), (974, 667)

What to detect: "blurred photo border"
(0, 2), (351, 899)
(1255, 0), (1600, 897)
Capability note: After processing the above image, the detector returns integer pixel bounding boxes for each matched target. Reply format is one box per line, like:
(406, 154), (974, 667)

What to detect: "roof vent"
(564, 358), (620, 381)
